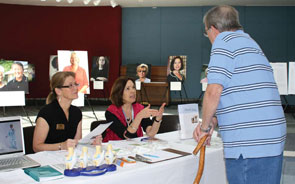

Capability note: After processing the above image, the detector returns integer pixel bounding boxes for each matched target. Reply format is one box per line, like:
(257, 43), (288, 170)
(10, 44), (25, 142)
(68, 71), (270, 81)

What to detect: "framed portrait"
(0, 60), (29, 94)
(166, 55), (187, 83)
(49, 55), (58, 80)
(90, 56), (110, 82)
(58, 50), (90, 94)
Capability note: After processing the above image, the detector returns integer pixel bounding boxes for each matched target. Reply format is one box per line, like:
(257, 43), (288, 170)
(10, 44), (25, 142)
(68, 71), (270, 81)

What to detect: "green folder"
(23, 165), (63, 182)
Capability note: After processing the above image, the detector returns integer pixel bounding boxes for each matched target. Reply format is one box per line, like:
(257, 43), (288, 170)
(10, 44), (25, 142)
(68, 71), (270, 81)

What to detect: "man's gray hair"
(203, 5), (243, 32)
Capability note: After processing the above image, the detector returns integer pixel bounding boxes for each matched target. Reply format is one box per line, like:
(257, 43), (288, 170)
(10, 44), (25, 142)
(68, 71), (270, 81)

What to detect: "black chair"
(90, 120), (108, 131)
(158, 115), (180, 134)
(23, 126), (35, 155)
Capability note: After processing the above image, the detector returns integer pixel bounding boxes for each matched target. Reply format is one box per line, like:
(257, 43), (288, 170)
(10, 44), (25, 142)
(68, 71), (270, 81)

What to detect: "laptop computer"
(0, 116), (40, 171)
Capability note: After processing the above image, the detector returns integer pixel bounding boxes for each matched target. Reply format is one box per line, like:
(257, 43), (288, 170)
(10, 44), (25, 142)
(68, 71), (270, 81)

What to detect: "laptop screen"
(0, 117), (24, 156)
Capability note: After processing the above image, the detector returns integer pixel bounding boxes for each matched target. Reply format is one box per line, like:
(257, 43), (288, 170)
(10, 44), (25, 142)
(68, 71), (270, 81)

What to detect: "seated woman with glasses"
(136, 63), (151, 83)
(103, 76), (165, 142)
(33, 72), (102, 152)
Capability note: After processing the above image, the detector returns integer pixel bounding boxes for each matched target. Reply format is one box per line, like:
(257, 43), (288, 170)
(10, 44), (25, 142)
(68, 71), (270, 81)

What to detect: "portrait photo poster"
(126, 63), (152, 81)
(90, 56), (110, 82)
(49, 55), (58, 80)
(0, 60), (30, 94)
(58, 50), (90, 94)
(166, 55), (187, 83)
(200, 64), (208, 91)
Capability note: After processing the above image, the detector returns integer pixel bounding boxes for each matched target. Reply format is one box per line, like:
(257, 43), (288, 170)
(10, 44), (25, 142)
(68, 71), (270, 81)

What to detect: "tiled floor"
(1, 104), (294, 183)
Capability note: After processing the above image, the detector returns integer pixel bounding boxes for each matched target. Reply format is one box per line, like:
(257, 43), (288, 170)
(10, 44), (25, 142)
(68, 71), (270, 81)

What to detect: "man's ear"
(211, 25), (220, 35)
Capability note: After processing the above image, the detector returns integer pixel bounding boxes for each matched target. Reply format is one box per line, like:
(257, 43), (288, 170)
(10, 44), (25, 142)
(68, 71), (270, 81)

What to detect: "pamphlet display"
(177, 103), (199, 139)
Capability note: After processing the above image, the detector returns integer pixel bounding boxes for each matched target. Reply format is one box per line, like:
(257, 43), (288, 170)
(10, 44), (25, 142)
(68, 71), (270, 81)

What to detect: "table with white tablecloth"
(0, 131), (227, 184)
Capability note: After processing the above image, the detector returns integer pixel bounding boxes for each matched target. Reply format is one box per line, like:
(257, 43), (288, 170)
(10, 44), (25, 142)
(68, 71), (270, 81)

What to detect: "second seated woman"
(104, 76), (165, 142)
(167, 56), (185, 82)
(33, 71), (101, 152)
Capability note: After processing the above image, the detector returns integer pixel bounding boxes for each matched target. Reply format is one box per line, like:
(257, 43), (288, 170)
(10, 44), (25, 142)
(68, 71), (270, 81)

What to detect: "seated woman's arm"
(105, 111), (138, 139)
(33, 117), (80, 152)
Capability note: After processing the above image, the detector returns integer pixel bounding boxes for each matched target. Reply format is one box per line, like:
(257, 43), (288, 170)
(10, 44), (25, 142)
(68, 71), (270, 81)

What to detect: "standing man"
(5, 62), (29, 93)
(194, 5), (286, 184)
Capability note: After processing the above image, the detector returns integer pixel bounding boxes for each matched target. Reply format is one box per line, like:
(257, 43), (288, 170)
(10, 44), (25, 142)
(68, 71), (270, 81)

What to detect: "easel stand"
(178, 82), (188, 104)
(281, 95), (295, 118)
(85, 95), (99, 122)
(21, 106), (33, 126)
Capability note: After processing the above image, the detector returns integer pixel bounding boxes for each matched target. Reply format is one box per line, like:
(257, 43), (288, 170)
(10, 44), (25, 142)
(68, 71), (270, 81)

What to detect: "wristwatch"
(200, 125), (212, 133)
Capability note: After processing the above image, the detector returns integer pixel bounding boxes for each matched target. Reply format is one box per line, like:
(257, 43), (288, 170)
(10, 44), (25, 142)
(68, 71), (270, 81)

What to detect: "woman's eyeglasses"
(58, 83), (80, 89)
(138, 70), (146, 73)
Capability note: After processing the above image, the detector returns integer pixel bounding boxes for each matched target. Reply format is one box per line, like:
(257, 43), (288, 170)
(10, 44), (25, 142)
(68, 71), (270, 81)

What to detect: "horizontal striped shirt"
(207, 30), (286, 159)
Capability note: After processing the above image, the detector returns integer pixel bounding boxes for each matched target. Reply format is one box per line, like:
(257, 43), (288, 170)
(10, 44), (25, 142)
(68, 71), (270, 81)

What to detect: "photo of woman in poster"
(136, 63), (151, 83)
(167, 56), (186, 83)
(91, 56), (109, 82)
(62, 51), (89, 94)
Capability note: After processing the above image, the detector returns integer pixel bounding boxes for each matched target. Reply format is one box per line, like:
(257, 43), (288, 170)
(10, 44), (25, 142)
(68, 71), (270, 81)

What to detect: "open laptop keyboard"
(0, 156), (29, 167)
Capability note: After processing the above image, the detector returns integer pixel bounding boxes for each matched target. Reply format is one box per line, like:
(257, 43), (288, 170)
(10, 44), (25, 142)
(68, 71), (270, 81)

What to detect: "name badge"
(56, 124), (65, 130)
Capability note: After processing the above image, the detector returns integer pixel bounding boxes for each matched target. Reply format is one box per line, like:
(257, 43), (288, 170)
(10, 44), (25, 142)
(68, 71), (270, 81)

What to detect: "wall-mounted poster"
(91, 56), (109, 82)
(0, 60), (29, 94)
(58, 50), (90, 94)
(167, 55), (187, 83)
(49, 55), (58, 80)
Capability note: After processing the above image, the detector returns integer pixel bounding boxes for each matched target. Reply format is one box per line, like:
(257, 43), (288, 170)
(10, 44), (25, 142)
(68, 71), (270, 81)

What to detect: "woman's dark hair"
(46, 71), (75, 104)
(170, 56), (184, 71)
(96, 56), (109, 66)
(110, 76), (136, 107)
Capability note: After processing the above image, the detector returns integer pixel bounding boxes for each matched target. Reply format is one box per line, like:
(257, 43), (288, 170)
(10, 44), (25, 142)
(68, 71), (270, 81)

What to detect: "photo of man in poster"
(4, 61), (29, 93)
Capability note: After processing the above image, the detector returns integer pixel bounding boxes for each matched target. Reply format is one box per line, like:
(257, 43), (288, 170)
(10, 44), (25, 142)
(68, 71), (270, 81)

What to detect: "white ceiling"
(0, 0), (295, 7)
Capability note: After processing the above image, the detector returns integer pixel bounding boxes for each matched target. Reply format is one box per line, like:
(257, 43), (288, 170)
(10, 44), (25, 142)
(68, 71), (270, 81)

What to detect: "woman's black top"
(36, 99), (82, 143)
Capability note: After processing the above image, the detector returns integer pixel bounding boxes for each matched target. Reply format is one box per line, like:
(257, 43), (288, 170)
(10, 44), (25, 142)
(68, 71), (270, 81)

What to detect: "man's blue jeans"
(225, 153), (283, 184)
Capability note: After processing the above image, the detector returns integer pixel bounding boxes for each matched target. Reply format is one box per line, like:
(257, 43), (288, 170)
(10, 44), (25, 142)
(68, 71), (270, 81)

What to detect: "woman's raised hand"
(139, 104), (159, 119)
(155, 103), (166, 121)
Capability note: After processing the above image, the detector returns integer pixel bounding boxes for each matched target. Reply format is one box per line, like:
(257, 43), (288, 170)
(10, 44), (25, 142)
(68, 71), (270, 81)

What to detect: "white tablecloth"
(0, 131), (227, 184)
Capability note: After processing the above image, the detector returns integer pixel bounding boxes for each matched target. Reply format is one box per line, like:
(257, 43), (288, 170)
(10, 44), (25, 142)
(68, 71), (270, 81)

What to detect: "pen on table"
(141, 137), (149, 142)
(143, 154), (159, 158)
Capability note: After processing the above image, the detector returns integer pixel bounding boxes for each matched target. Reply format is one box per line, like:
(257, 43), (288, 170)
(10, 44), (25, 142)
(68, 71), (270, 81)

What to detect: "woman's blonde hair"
(46, 71), (75, 104)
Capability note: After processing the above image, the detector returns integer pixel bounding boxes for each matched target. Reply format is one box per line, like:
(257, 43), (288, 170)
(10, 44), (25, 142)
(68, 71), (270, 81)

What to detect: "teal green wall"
(122, 6), (295, 102)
